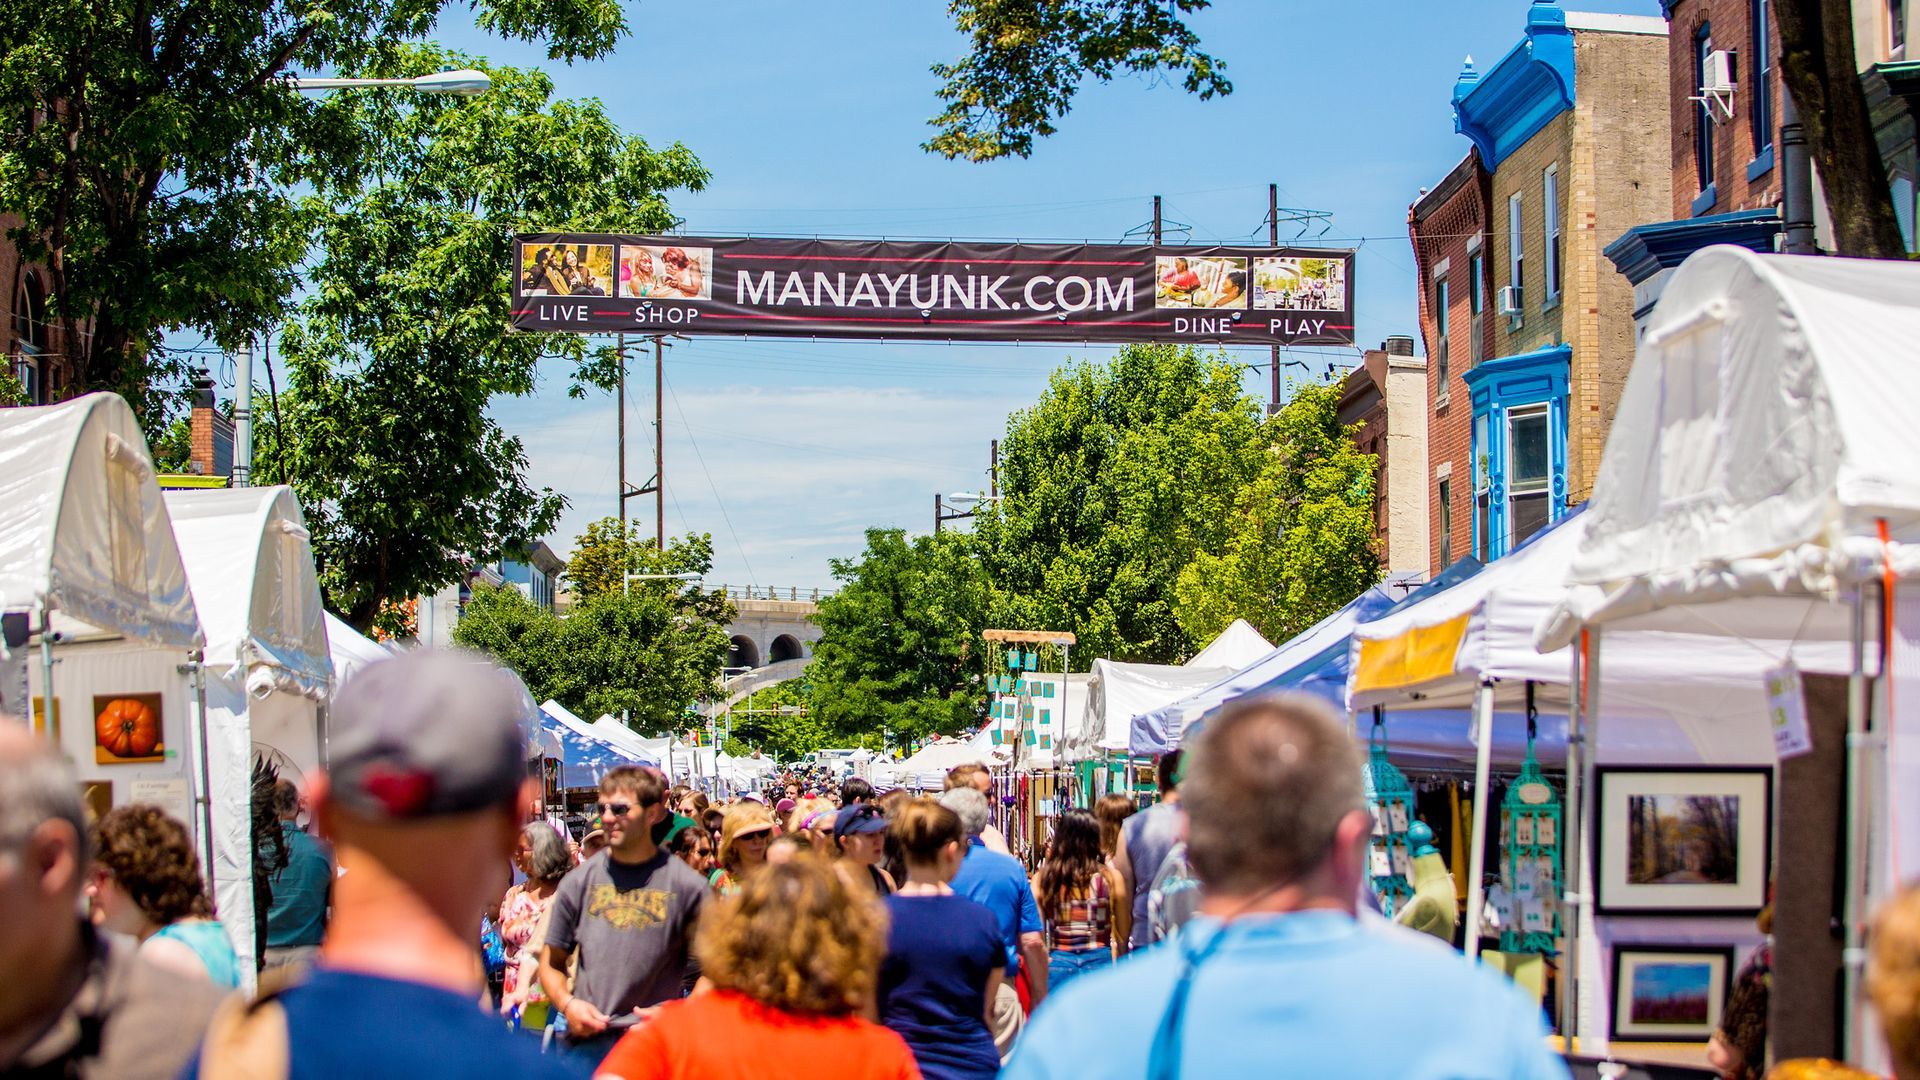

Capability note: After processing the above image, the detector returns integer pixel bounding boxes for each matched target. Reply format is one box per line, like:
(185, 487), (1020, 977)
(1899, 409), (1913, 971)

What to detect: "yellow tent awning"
(1351, 612), (1471, 696)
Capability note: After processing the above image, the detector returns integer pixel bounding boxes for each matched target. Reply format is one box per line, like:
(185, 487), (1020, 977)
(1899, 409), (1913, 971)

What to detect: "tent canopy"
(1185, 618), (1274, 669)
(1541, 246), (1920, 648)
(166, 487), (331, 699)
(539, 703), (636, 788)
(1072, 620), (1272, 760)
(325, 612), (391, 688)
(0, 393), (201, 647)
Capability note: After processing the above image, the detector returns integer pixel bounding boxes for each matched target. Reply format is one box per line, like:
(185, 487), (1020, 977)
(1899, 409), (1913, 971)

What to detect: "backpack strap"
(194, 965), (307, 1080)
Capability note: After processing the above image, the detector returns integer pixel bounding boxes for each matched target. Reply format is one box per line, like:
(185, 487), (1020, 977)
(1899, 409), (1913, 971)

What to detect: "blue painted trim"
(1746, 146), (1775, 182)
(1602, 209), (1781, 285)
(1690, 183), (1720, 218)
(1453, 3), (1576, 171)
(1463, 344), (1571, 560)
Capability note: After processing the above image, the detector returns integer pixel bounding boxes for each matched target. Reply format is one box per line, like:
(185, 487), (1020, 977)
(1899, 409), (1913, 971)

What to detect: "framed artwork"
(1595, 767), (1772, 915)
(1609, 944), (1735, 1043)
(93, 693), (166, 765)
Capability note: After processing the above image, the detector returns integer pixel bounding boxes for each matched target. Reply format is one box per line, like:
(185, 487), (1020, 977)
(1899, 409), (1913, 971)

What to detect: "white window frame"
(1543, 165), (1561, 306)
(1508, 193), (1525, 326)
(1506, 403), (1552, 549)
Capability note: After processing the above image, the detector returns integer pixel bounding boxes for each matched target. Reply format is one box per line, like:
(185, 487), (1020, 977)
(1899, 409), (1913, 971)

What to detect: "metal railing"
(716, 585), (834, 602)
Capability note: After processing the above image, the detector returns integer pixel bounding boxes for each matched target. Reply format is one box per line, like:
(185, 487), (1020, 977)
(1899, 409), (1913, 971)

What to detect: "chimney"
(188, 370), (234, 479)
(1383, 335), (1416, 357)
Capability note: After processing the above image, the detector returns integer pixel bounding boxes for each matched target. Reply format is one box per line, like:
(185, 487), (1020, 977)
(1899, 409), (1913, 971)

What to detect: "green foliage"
(926, 0), (1231, 161)
(1173, 380), (1381, 645)
(251, 49), (707, 629)
(0, 0), (629, 430)
(453, 531), (731, 732)
(973, 343), (1271, 664)
(807, 528), (993, 748)
(725, 679), (830, 762)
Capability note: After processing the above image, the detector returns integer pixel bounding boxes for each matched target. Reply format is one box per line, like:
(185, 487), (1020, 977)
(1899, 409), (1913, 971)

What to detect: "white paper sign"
(1765, 661), (1813, 760)
(129, 777), (192, 825)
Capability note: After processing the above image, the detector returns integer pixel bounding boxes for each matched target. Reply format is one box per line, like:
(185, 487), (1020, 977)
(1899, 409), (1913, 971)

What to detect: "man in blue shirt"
(1005, 695), (1569, 1080)
(262, 780), (331, 973)
(940, 785), (1046, 1060)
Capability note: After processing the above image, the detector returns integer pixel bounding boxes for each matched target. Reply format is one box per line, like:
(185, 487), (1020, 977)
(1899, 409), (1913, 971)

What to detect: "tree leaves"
(925, 0), (1231, 161)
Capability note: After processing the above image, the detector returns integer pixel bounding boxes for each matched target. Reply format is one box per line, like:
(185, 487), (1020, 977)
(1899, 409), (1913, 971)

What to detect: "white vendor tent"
(325, 611), (391, 689)
(1535, 247), (1920, 1062)
(1070, 621), (1272, 761)
(897, 737), (1004, 790)
(166, 486), (335, 982)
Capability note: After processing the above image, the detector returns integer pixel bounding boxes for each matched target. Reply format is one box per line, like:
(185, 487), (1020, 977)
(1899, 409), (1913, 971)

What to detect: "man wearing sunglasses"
(1004, 695), (1567, 1080)
(540, 765), (708, 1066)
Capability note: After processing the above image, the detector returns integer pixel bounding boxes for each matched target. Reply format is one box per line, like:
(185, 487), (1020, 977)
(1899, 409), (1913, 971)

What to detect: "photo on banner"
(620, 245), (713, 300)
(1252, 256), (1347, 311)
(1154, 256), (1248, 309)
(518, 243), (614, 297)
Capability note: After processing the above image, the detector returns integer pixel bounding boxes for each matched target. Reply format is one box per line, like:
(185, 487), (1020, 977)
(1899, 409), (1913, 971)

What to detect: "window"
(1543, 165), (1562, 304)
(1438, 478), (1453, 567)
(1472, 412), (1491, 561)
(1508, 405), (1553, 549)
(1433, 274), (1450, 392)
(1894, 175), (1917, 253)
(1751, 0), (1773, 153)
(1894, 0), (1908, 57)
(12, 272), (47, 405)
(1508, 194), (1525, 322)
(1468, 249), (1486, 364)
(1694, 24), (1716, 192)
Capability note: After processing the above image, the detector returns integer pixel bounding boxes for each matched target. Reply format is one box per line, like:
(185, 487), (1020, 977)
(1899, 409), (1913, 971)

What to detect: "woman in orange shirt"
(594, 856), (920, 1080)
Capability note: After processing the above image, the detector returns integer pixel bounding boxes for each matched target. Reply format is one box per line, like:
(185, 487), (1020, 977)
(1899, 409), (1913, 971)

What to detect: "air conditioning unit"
(1497, 285), (1524, 316)
(1694, 49), (1737, 121)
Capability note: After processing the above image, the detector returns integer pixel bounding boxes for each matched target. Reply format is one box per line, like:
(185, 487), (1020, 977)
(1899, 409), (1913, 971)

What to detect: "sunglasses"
(594, 799), (657, 817)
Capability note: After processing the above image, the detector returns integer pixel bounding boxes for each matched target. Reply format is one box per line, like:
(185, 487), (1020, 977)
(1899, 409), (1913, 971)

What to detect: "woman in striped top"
(1032, 809), (1131, 994)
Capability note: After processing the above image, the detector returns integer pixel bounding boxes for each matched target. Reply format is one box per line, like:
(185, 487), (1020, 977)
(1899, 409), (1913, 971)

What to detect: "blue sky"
(441, 0), (1661, 591)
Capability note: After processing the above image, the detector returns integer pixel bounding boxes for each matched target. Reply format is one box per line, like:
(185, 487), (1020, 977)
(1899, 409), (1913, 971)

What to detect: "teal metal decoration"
(1499, 693), (1562, 955)
(1364, 713), (1416, 918)
(1023, 650), (1038, 671)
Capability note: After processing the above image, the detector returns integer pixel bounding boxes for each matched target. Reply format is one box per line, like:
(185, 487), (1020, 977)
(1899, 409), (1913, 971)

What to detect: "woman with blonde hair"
(593, 857), (917, 1080)
(877, 798), (1002, 1079)
(711, 801), (776, 895)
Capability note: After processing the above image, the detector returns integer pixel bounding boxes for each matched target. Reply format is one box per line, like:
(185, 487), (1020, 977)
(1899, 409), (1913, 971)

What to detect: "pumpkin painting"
(93, 695), (165, 763)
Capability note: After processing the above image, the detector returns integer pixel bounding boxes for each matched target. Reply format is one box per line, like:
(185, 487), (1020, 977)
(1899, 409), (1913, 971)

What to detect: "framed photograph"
(1609, 945), (1735, 1043)
(1537, 815), (1557, 847)
(1595, 767), (1772, 915)
(1515, 814), (1535, 846)
(92, 694), (166, 765)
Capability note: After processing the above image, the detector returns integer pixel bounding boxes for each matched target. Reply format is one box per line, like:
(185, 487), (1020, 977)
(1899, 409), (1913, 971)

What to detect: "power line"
(663, 369), (759, 586)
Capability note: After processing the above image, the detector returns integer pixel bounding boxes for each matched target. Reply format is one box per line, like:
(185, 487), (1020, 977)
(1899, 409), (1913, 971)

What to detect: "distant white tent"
(1185, 618), (1273, 669)
(897, 737), (1003, 790)
(325, 612), (390, 689)
(1067, 620), (1271, 761)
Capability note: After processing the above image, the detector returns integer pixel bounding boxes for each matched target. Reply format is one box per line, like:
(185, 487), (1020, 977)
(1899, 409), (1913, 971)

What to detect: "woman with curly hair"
(593, 856), (917, 1080)
(1032, 808), (1128, 992)
(88, 804), (241, 988)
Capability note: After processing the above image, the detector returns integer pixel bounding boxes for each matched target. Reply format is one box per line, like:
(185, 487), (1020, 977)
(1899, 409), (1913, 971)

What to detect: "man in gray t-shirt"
(1114, 750), (1182, 951)
(541, 767), (706, 1062)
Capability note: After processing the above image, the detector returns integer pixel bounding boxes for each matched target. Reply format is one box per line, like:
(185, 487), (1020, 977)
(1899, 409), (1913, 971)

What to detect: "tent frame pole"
(1558, 636), (1586, 1045)
(185, 651), (217, 897)
(1843, 585), (1873, 1061)
(1576, 628), (1604, 1052)
(1463, 678), (1497, 962)
(38, 609), (55, 742)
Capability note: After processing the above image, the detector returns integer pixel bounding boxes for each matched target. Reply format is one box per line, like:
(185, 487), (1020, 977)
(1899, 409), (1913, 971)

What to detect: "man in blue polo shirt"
(1005, 695), (1568, 1080)
(940, 785), (1046, 1060)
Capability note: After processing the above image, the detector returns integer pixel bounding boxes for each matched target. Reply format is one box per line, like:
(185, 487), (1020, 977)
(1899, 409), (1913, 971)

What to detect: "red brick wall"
(1411, 158), (1495, 576)
(1668, 0), (1783, 219)
(1, 215), (78, 404)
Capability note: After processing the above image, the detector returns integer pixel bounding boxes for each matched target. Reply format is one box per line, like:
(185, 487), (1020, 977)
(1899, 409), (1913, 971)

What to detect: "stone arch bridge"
(717, 586), (825, 710)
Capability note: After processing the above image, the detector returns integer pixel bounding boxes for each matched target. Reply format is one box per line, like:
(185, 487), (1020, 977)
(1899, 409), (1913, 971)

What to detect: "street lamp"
(934, 491), (997, 533)
(290, 69), (493, 95)
(231, 69), (493, 488)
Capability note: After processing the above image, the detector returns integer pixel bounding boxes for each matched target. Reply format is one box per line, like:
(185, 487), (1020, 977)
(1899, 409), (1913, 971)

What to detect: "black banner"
(510, 235), (1354, 346)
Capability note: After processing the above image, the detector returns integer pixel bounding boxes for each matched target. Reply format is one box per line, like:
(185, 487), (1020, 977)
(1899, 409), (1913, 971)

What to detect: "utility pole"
(616, 333), (626, 525)
(934, 493), (944, 535)
(1152, 195), (1162, 246)
(655, 336), (665, 549)
(1269, 183), (1282, 414)
(990, 439), (998, 500)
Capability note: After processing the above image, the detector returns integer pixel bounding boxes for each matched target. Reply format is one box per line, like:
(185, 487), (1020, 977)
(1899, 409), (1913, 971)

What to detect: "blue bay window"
(1462, 344), (1570, 560)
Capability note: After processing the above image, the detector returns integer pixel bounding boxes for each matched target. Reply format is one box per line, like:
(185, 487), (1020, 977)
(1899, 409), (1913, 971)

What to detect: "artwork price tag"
(1764, 661), (1813, 760)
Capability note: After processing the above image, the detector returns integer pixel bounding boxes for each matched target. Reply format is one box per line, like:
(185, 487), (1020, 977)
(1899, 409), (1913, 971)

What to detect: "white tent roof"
(1186, 618), (1273, 669)
(1134, 588), (1396, 755)
(1076, 659), (1232, 759)
(0, 394), (201, 647)
(1541, 246), (1920, 648)
(166, 487), (331, 699)
(325, 612), (391, 688)
(898, 736), (1003, 789)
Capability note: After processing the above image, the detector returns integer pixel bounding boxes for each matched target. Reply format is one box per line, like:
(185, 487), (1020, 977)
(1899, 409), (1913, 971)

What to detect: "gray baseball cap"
(327, 649), (533, 820)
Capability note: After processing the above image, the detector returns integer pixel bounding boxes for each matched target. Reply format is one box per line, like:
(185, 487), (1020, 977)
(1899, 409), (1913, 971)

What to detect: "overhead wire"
(662, 368), (759, 586)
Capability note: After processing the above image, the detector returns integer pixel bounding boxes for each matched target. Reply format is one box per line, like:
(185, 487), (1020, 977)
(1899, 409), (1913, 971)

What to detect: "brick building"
(1409, 152), (1494, 574)
(1, 223), (79, 405)
(1412, 2), (1670, 570)
(1337, 337), (1430, 582)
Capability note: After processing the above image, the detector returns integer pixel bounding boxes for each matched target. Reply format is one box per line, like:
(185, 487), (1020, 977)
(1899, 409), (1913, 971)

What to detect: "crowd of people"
(5, 647), (1920, 1078)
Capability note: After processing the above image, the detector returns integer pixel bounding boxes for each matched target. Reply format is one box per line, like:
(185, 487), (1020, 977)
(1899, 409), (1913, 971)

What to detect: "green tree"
(926, 0), (1231, 161)
(1173, 379), (1379, 644)
(562, 517), (729, 627)
(973, 343), (1271, 664)
(252, 50), (707, 630)
(807, 528), (993, 747)
(453, 530), (731, 731)
(725, 679), (833, 762)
